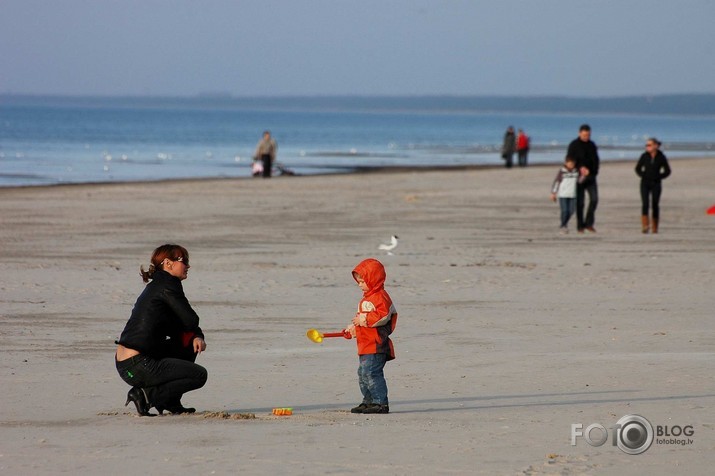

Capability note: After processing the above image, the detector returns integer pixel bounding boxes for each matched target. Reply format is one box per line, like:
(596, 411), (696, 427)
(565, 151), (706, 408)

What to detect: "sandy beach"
(1, 157), (715, 475)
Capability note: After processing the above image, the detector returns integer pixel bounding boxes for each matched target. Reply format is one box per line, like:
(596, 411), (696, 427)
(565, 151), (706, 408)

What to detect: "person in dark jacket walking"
(635, 138), (671, 233)
(567, 124), (600, 232)
(115, 244), (208, 416)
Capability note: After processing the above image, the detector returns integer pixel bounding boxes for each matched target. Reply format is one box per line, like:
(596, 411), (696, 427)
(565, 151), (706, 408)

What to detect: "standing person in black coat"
(635, 138), (671, 233)
(115, 244), (208, 416)
(501, 126), (516, 168)
(567, 124), (600, 233)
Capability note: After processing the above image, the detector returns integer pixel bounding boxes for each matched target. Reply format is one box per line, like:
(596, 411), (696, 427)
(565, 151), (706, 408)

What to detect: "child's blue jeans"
(358, 353), (388, 405)
(559, 197), (576, 228)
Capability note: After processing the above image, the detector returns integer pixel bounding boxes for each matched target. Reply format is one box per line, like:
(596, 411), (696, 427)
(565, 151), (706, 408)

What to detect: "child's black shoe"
(350, 403), (369, 414)
(362, 404), (389, 414)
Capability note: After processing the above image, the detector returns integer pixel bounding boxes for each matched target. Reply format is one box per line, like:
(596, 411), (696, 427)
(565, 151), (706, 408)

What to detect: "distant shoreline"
(2, 155), (712, 191)
(3, 93), (715, 116)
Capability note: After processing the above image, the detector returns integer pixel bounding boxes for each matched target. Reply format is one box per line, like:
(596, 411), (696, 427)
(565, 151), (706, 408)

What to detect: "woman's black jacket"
(635, 150), (671, 182)
(116, 269), (204, 358)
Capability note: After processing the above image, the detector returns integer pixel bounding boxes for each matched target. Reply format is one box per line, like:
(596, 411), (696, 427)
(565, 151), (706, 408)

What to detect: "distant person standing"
(501, 126), (516, 168)
(516, 129), (530, 167)
(254, 130), (277, 178)
(635, 138), (671, 234)
(567, 124), (600, 233)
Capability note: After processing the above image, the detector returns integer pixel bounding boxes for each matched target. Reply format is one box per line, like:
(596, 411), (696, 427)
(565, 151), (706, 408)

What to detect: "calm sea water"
(1, 97), (714, 186)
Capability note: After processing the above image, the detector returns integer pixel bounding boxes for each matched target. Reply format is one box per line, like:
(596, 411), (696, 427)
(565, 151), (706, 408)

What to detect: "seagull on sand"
(378, 235), (399, 255)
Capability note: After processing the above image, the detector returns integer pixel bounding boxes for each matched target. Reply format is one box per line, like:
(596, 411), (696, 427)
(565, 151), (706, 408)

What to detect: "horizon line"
(3, 92), (715, 100)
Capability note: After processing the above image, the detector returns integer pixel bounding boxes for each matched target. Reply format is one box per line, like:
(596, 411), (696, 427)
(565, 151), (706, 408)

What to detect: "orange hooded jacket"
(351, 258), (397, 360)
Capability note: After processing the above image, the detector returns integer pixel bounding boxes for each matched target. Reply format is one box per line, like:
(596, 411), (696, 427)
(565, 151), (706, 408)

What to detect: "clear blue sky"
(2, 0), (714, 97)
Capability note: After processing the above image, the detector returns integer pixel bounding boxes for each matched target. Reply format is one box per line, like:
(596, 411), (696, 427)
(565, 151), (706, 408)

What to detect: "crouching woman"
(115, 244), (208, 416)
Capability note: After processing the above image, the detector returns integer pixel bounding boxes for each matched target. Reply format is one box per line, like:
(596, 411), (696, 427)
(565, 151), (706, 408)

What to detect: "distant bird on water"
(378, 235), (399, 255)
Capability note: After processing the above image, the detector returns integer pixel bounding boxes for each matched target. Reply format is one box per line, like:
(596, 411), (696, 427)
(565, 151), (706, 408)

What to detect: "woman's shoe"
(125, 387), (152, 416)
(156, 402), (196, 415)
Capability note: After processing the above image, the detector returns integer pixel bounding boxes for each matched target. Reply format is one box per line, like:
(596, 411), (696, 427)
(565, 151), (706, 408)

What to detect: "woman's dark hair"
(139, 244), (189, 283)
(648, 137), (662, 147)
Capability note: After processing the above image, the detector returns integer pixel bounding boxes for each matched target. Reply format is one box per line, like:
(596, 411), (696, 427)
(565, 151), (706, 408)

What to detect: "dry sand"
(1, 158), (714, 475)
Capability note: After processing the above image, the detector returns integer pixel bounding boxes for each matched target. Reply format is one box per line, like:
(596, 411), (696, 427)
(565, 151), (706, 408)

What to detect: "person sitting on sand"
(115, 244), (208, 416)
(345, 258), (398, 414)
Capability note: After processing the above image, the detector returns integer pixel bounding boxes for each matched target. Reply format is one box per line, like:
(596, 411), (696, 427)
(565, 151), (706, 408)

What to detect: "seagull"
(378, 235), (399, 255)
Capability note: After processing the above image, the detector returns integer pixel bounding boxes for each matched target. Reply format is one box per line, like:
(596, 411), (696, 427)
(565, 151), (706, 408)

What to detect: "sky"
(2, 0), (714, 98)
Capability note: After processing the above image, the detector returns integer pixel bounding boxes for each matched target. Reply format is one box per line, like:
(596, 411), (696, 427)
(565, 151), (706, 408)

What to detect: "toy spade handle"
(323, 330), (352, 339)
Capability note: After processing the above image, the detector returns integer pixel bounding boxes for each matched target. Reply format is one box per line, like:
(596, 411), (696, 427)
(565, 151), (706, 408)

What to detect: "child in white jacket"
(551, 156), (587, 233)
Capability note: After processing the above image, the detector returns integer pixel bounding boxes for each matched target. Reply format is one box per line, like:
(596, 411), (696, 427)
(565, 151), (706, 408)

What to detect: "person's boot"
(641, 215), (649, 234)
(125, 387), (153, 416)
(362, 403), (389, 414)
(156, 399), (196, 415)
(351, 403), (370, 414)
(652, 218), (658, 234)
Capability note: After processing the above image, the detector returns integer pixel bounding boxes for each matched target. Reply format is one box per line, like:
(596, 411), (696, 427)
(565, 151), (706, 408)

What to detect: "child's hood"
(352, 258), (386, 296)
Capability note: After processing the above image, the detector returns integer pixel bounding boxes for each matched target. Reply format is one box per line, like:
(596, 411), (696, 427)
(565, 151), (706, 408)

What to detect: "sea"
(1, 95), (714, 187)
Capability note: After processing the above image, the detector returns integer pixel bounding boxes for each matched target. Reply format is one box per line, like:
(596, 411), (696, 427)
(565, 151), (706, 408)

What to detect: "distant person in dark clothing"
(516, 129), (530, 167)
(501, 126), (516, 168)
(567, 124), (600, 233)
(254, 130), (277, 178)
(635, 138), (671, 234)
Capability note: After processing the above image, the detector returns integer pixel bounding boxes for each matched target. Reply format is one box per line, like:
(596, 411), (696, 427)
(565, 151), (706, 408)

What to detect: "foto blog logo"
(571, 414), (695, 455)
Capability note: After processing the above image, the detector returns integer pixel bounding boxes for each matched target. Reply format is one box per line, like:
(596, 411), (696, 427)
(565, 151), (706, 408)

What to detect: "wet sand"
(1, 157), (714, 474)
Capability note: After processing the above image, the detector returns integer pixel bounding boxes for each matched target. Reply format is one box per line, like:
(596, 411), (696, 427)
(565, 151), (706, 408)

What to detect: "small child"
(345, 258), (397, 414)
(550, 156), (587, 234)
(251, 157), (264, 177)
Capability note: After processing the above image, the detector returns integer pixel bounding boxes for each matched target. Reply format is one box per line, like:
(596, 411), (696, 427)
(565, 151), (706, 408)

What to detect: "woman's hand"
(193, 337), (207, 354)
